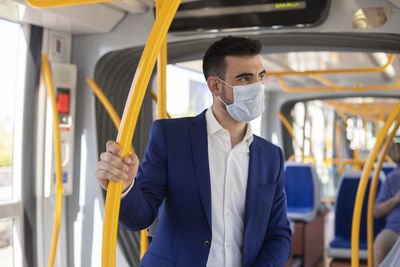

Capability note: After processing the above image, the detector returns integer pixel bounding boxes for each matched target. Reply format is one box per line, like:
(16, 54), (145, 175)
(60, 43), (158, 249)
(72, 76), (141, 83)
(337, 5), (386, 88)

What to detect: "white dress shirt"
(205, 108), (253, 267)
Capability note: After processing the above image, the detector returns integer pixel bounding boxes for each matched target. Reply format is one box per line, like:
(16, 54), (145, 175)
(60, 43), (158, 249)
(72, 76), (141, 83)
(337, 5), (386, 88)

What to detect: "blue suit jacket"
(119, 110), (291, 267)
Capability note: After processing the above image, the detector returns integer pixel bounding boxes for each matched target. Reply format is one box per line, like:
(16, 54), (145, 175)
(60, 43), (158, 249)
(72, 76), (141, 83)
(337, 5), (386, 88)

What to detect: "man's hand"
(95, 140), (139, 193)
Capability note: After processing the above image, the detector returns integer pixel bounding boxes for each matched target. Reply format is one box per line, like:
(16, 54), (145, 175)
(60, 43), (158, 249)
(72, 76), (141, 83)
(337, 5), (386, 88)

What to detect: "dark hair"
(202, 36), (262, 80)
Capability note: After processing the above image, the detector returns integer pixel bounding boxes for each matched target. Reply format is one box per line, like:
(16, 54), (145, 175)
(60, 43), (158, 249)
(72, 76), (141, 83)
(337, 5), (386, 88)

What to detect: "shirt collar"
(205, 108), (253, 146)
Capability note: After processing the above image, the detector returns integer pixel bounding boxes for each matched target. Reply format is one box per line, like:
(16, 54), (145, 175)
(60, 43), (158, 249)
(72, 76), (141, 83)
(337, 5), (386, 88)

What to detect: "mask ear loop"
(215, 77), (233, 107)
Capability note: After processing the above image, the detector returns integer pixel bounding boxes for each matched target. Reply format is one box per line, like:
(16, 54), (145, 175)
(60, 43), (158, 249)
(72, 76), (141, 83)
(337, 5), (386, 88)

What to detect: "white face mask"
(217, 78), (265, 122)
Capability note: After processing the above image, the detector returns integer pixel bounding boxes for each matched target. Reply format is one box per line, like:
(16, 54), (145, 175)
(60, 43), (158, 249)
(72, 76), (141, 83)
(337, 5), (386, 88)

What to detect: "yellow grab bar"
(148, 89), (171, 119)
(157, 0), (168, 121)
(366, 119), (400, 267)
(267, 54), (395, 76)
(277, 75), (400, 93)
(101, 1), (181, 266)
(276, 111), (304, 160)
(351, 101), (400, 266)
(86, 77), (151, 259)
(42, 54), (64, 267)
(86, 78), (125, 140)
(26, 0), (117, 8)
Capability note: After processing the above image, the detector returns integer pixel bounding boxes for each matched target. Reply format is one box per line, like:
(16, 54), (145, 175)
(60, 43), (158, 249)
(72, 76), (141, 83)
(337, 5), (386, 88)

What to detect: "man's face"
(220, 55), (266, 105)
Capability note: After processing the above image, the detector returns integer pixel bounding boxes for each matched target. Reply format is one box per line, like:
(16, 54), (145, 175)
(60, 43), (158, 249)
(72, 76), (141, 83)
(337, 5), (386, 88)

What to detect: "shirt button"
(203, 240), (210, 247)
(226, 212), (230, 217)
(226, 244), (230, 248)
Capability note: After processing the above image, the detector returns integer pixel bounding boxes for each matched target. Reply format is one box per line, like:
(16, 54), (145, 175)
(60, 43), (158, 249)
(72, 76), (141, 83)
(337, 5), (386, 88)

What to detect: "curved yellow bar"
(86, 77), (151, 259)
(42, 54), (64, 267)
(267, 54), (395, 75)
(86, 77), (123, 136)
(277, 75), (400, 93)
(351, 101), (400, 266)
(276, 111), (304, 159)
(102, 1), (181, 266)
(26, 0), (117, 8)
(366, 119), (400, 267)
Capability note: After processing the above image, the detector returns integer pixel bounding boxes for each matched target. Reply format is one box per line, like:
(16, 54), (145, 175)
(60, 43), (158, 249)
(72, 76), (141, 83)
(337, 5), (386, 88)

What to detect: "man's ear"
(207, 76), (221, 96)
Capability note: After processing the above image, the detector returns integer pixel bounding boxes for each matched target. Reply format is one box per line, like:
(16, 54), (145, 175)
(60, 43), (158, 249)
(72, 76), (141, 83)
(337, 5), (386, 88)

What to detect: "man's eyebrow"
(234, 70), (266, 79)
(234, 73), (254, 78)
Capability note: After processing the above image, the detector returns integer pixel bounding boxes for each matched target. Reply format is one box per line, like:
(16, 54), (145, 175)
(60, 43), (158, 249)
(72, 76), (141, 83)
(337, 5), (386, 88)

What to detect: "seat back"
(285, 163), (319, 222)
(381, 163), (397, 177)
(332, 171), (386, 249)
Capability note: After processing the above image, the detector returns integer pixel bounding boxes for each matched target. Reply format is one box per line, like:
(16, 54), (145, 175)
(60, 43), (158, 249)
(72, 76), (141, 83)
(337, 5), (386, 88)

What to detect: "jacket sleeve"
(118, 120), (168, 231)
(253, 148), (292, 267)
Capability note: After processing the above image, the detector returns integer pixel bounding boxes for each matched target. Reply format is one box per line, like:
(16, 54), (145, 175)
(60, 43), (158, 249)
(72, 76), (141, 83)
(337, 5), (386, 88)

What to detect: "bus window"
(166, 63), (211, 118)
(0, 18), (27, 267)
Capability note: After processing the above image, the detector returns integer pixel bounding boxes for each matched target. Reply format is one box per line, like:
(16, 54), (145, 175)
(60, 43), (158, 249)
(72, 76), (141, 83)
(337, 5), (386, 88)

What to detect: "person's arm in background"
(374, 189), (400, 218)
(253, 149), (292, 267)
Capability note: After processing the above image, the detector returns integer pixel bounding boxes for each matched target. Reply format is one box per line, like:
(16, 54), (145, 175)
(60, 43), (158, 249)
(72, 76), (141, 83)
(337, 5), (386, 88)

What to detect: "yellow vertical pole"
(335, 120), (343, 174)
(101, 1), (182, 266)
(157, 0), (168, 120)
(366, 119), (400, 267)
(42, 54), (64, 267)
(86, 78), (150, 261)
(353, 149), (360, 170)
(351, 101), (400, 267)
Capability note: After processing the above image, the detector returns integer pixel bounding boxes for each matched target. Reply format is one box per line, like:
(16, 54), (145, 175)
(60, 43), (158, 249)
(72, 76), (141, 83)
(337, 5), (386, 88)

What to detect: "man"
(373, 169), (400, 266)
(95, 36), (291, 267)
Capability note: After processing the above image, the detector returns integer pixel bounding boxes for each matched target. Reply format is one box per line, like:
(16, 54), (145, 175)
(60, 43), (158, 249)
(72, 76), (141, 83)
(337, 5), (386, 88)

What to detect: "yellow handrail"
(147, 89), (172, 119)
(86, 78), (125, 140)
(42, 54), (64, 267)
(157, 0), (168, 121)
(277, 75), (400, 93)
(101, 1), (181, 266)
(276, 111), (304, 160)
(366, 119), (400, 267)
(86, 77), (151, 259)
(26, 0), (117, 8)
(267, 54), (395, 76)
(351, 101), (400, 266)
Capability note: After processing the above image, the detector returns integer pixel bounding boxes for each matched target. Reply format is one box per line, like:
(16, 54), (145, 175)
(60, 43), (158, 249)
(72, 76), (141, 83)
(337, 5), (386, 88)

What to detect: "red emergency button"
(57, 93), (70, 114)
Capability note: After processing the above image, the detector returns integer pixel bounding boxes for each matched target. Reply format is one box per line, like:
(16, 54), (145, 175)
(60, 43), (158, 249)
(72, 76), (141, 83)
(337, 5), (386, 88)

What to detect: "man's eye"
(238, 77), (249, 82)
(259, 73), (265, 80)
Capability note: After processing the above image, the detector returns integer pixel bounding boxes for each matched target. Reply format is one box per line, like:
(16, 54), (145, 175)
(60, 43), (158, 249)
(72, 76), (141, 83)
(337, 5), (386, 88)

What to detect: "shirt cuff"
(121, 179), (135, 199)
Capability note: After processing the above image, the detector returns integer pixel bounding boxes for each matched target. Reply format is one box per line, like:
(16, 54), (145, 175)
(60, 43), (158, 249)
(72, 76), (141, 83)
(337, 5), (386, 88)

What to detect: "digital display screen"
(169, 0), (329, 32)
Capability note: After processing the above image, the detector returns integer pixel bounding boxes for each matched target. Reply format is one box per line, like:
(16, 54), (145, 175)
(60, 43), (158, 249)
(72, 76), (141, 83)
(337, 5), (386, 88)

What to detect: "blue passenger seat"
(284, 162), (320, 222)
(328, 171), (386, 260)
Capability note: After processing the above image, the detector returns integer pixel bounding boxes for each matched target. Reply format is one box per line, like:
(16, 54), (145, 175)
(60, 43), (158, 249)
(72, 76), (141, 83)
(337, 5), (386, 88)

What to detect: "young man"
(373, 169), (400, 266)
(95, 36), (291, 267)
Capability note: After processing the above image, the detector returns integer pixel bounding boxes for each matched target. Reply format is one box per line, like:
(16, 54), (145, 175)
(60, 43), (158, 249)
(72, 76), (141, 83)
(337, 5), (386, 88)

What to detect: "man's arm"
(253, 148), (292, 267)
(118, 120), (169, 231)
(374, 190), (400, 218)
(95, 120), (168, 231)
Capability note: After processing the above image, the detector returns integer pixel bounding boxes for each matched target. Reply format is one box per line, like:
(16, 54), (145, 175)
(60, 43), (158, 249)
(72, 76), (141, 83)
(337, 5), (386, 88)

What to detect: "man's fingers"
(98, 179), (109, 190)
(100, 152), (129, 173)
(96, 161), (129, 182)
(123, 153), (139, 166)
(95, 169), (124, 183)
(106, 140), (122, 157)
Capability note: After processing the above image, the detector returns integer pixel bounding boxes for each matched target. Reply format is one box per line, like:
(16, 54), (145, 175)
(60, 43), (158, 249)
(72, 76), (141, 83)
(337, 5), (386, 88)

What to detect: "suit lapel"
(243, 140), (261, 264)
(190, 111), (212, 228)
